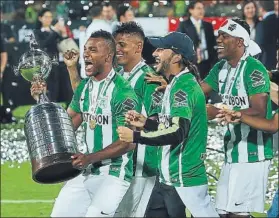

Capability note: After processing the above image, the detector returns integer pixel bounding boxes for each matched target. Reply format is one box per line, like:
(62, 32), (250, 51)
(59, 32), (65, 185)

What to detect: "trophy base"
(31, 153), (82, 184)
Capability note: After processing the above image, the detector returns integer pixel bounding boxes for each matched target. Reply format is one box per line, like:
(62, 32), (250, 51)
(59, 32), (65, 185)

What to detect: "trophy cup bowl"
(14, 34), (82, 184)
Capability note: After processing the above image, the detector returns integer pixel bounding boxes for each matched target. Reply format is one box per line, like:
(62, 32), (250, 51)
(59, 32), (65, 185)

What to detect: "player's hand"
(125, 110), (147, 128)
(117, 126), (134, 143)
(63, 49), (79, 68)
(206, 104), (221, 120)
(71, 153), (90, 170)
(217, 109), (242, 124)
(30, 80), (47, 101)
(144, 72), (167, 91)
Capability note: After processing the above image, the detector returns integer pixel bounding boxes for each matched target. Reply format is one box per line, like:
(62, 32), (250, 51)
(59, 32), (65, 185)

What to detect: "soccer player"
(217, 61), (279, 218)
(31, 30), (140, 217)
(117, 32), (219, 217)
(201, 18), (273, 217)
(112, 22), (162, 217)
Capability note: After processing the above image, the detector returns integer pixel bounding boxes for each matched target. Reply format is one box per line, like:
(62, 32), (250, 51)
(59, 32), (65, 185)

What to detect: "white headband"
(218, 19), (262, 57)
(218, 19), (250, 47)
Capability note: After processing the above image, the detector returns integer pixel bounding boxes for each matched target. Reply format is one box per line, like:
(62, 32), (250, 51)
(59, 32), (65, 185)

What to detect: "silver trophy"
(14, 34), (81, 184)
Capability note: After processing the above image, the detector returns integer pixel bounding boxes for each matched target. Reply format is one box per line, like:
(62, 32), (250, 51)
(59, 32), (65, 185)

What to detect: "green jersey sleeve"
(244, 58), (270, 96)
(170, 81), (193, 120)
(112, 88), (141, 127)
(141, 75), (163, 117)
(203, 61), (224, 92)
(69, 79), (88, 113)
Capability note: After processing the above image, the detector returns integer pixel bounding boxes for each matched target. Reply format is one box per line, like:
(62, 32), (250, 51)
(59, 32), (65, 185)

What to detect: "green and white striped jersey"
(204, 55), (273, 163)
(69, 69), (140, 182)
(158, 71), (208, 187)
(120, 61), (162, 177)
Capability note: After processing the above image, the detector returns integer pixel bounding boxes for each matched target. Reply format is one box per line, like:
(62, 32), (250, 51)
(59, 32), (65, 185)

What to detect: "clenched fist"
(63, 49), (79, 68)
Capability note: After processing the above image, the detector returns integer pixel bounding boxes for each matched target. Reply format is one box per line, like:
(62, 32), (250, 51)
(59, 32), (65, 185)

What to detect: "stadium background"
(0, 0), (278, 217)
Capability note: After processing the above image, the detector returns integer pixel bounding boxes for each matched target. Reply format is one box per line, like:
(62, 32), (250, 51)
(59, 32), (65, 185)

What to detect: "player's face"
(115, 33), (142, 66)
(83, 38), (111, 77)
(216, 31), (242, 60)
(152, 48), (174, 75)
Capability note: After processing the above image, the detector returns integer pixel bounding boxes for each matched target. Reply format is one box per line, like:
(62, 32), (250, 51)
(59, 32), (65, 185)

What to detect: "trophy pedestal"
(32, 153), (81, 184)
(25, 102), (81, 184)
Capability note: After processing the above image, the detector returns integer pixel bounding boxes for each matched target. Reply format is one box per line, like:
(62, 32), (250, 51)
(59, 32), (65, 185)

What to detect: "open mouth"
(153, 58), (161, 68)
(217, 46), (225, 53)
(85, 60), (94, 72)
(116, 53), (124, 58)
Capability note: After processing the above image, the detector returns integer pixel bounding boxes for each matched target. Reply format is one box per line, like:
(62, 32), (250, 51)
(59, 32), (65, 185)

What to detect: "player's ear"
(136, 41), (143, 54)
(171, 54), (182, 64)
(105, 52), (112, 63)
(238, 38), (244, 47)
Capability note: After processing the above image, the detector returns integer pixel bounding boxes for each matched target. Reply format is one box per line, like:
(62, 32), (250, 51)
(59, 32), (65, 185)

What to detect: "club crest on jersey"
(173, 90), (188, 107)
(82, 113), (110, 129)
(250, 70), (265, 87)
(98, 96), (109, 109)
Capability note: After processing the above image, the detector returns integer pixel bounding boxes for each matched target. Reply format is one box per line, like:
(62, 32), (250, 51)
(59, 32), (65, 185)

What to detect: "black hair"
(102, 1), (112, 8)
(117, 4), (132, 22)
(35, 8), (51, 29)
(232, 17), (251, 36)
(181, 57), (201, 84)
(241, 0), (259, 25)
(89, 5), (103, 18)
(90, 30), (116, 64)
(113, 21), (145, 41)
(258, 1), (274, 12)
(187, 0), (203, 17)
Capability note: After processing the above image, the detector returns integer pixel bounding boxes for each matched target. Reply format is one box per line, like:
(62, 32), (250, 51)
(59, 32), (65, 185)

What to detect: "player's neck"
(228, 51), (245, 68)
(94, 66), (113, 81)
(123, 56), (142, 73)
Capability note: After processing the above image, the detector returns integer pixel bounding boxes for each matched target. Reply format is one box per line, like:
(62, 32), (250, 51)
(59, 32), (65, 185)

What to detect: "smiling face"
(243, 2), (256, 19)
(152, 48), (175, 75)
(216, 31), (243, 61)
(115, 33), (142, 66)
(83, 37), (111, 77)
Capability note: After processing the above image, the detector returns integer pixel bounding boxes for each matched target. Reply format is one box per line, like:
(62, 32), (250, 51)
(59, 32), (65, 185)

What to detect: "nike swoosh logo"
(235, 202), (244, 206)
(219, 80), (225, 83)
(101, 211), (109, 215)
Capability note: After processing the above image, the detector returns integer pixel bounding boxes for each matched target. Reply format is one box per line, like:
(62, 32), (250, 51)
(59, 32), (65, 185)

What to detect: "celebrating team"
(31, 17), (278, 218)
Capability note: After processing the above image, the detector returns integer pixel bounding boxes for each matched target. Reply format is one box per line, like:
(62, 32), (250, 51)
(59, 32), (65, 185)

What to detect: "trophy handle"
(32, 74), (50, 103)
(38, 93), (50, 104)
(13, 66), (20, 76)
(52, 56), (59, 65)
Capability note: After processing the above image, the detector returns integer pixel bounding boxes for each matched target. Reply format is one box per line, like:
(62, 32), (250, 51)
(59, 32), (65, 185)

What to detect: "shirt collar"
(190, 16), (202, 25)
(263, 11), (275, 19)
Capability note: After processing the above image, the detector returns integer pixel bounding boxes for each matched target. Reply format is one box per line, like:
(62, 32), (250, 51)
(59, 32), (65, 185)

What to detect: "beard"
(157, 55), (173, 76)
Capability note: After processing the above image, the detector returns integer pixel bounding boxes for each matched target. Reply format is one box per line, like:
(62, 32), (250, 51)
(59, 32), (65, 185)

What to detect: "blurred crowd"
(0, 0), (278, 111)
